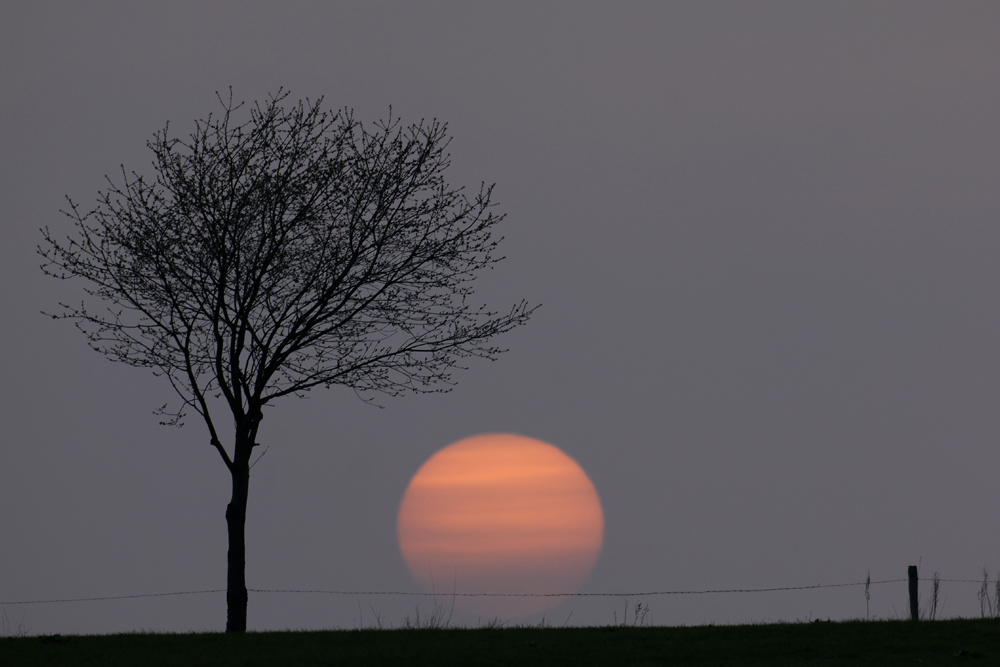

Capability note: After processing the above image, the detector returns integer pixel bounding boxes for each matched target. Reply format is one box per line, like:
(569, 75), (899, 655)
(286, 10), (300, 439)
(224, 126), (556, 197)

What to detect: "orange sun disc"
(397, 433), (604, 618)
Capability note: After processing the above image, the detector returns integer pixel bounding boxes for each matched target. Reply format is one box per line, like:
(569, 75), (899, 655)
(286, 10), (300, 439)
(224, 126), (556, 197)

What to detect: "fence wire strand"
(2, 579), (930, 606)
(0, 590), (226, 605)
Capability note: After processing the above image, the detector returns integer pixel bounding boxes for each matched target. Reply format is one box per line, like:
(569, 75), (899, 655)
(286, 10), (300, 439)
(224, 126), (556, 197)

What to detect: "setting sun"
(397, 434), (604, 618)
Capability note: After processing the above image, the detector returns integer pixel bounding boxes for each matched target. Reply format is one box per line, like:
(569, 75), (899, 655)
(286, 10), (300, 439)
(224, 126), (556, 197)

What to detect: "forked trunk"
(225, 460), (250, 633)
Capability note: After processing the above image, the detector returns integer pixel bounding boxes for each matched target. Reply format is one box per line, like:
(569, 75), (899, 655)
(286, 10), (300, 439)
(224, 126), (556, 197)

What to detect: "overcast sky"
(3, 1), (1000, 634)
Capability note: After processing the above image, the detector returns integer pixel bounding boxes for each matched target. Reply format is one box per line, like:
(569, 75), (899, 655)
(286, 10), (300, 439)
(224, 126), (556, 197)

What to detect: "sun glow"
(397, 433), (604, 617)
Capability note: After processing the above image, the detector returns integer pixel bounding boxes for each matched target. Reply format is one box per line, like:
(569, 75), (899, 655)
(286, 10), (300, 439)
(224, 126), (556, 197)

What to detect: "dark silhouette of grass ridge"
(3, 618), (1000, 666)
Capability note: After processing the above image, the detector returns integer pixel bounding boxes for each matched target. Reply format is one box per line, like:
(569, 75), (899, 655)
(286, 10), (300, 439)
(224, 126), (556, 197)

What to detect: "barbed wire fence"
(3, 574), (998, 607)
(6, 567), (1000, 637)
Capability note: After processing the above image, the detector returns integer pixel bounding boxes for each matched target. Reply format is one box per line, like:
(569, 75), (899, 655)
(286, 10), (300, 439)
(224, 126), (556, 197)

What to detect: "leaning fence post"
(908, 565), (919, 620)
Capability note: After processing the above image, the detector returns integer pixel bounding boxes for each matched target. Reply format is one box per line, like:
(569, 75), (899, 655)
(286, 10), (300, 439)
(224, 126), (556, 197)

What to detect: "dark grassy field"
(2, 619), (998, 666)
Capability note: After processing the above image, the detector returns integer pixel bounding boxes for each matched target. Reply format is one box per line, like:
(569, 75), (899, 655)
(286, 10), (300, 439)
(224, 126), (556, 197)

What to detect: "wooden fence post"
(908, 565), (919, 620)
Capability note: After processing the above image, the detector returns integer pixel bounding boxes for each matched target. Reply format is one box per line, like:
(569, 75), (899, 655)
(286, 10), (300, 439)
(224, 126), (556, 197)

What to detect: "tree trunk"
(225, 459), (250, 633)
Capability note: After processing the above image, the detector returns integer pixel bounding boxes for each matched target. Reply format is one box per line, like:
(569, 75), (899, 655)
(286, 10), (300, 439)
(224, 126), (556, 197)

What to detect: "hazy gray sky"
(2, 1), (1000, 633)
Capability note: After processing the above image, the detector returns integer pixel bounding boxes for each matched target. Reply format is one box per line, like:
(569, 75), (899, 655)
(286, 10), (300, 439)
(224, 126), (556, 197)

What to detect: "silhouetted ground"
(2, 618), (998, 666)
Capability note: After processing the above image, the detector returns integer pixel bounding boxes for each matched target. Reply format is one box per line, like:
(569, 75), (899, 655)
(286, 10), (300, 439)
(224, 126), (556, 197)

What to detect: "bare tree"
(39, 90), (535, 632)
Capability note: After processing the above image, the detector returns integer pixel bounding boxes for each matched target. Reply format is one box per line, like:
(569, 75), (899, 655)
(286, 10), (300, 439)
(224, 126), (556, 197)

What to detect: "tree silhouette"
(39, 90), (536, 632)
